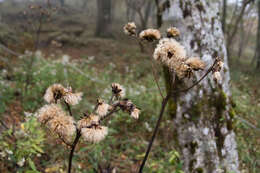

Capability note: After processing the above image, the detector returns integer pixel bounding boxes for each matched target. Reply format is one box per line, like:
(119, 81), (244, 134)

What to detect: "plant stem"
(138, 59), (218, 172)
(65, 102), (73, 116)
(138, 94), (170, 173)
(68, 130), (81, 173)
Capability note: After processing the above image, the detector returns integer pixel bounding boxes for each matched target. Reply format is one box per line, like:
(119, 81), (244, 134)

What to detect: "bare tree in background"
(163, 1), (240, 172)
(125, 0), (136, 21)
(59, 0), (65, 7)
(95, 0), (112, 37)
(226, 0), (254, 58)
(126, 0), (154, 31)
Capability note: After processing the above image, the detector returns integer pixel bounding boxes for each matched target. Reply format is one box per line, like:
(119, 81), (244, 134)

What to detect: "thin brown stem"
(173, 58), (218, 94)
(151, 61), (165, 99)
(138, 94), (170, 173)
(57, 133), (73, 147)
(68, 129), (81, 173)
(138, 59), (218, 172)
(65, 101), (73, 116)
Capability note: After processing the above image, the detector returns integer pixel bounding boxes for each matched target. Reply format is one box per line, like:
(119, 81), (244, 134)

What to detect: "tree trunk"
(256, 0), (260, 70)
(168, 1), (240, 172)
(95, 0), (112, 37)
(222, 0), (227, 33)
(59, 0), (65, 7)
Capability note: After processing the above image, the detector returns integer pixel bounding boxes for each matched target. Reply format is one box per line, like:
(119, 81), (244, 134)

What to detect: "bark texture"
(170, 1), (240, 172)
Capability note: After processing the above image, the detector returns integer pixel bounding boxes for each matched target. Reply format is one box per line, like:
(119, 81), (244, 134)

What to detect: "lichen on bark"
(166, 0), (240, 172)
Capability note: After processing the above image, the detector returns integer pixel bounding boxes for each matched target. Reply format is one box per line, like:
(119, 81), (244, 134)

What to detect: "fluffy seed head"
(185, 57), (205, 71)
(153, 38), (188, 78)
(213, 71), (222, 83)
(47, 114), (76, 141)
(44, 84), (67, 103)
(216, 61), (224, 72)
(123, 22), (137, 36)
(81, 126), (108, 143)
(77, 114), (100, 129)
(111, 83), (125, 98)
(131, 108), (140, 119)
(96, 99), (111, 117)
(44, 84), (82, 105)
(36, 104), (64, 124)
(63, 92), (83, 106)
(167, 27), (180, 38)
(139, 29), (161, 42)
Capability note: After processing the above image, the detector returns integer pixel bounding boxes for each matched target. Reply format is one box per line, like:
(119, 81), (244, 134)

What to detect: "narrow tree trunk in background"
(167, 1), (240, 172)
(256, 0), (260, 70)
(82, 0), (88, 10)
(141, 2), (152, 30)
(95, 0), (112, 37)
(59, 0), (65, 7)
(222, 0), (227, 33)
(237, 18), (245, 61)
(155, 0), (163, 28)
(226, 0), (252, 59)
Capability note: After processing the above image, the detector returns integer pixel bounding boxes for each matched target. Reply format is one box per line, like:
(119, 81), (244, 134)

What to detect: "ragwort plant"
(35, 82), (140, 173)
(123, 22), (225, 172)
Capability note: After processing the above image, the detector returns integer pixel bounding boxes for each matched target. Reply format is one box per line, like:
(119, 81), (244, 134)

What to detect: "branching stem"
(138, 59), (218, 172)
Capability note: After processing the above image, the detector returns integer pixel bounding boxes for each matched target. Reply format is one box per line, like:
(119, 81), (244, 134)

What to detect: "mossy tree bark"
(168, 1), (240, 172)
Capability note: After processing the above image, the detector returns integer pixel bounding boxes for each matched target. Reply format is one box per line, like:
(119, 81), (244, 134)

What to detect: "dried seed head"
(131, 108), (140, 119)
(139, 29), (161, 42)
(77, 114), (100, 129)
(44, 84), (67, 103)
(175, 63), (194, 79)
(96, 99), (111, 117)
(185, 57), (205, 71)
(111, 83), (125, 98)
(63, 92), (83, 106)
(153, 38), (188, 78)
(216, 61), (224, 72)
(44, 84), (82, 105)
(36, 104), (64, 124)
(47, 114), (76, 141)
(123, 22), (137, 36)
(81, 125), (108, 143)
(166, 27), (180, 38)
(119, 99), (135, 113)
(36, 104), (76, 141)
(213, 71), (222, 83)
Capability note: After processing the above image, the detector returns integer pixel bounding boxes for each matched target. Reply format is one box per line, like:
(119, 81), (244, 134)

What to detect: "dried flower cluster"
(123, 23), (206, 79)
(118, 99), (140, 119)
(139, 29), (161, 42)
(96, 99), (112, 117)
(44, 84), (82, 105)
(166, 27), (180, 38)
(36, 104), (76, 141)
(111, 83), (125, 98)
(37, 83), (140, 144)
(154, 38), (207, 78)
(212, 58), (224, 83)
(123, 22), (137, 36)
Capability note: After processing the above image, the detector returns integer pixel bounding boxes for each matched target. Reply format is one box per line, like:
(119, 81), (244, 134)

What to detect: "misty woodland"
(0, 0), (259, 173)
